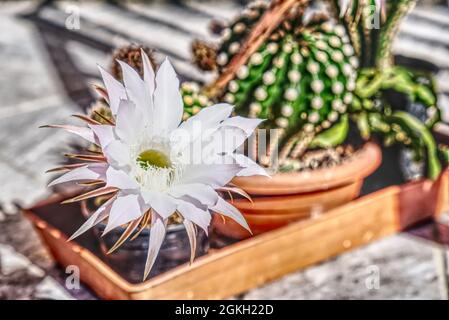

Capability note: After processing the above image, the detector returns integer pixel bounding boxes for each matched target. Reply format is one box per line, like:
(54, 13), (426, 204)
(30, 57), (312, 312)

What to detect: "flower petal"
(98, 66), (126, 115)
(103, 140), (131, 169)
(114, 100), (144, 143)
(179, 103), (234, 141)
(68, 196), (115, 241)
(153, 58), (183, 133)
(142, 49), (155, 96)
(169, 183), (218, 206)
(105, 167), (139, 190)
(41, 125), (95, 144)
(141, 49), (155, 124)
(117, 60), (152, 118)
(103, 194), (144, 235)
(339, 0), (350, 16)
(233, 153), (269, 177)
(88, 124), (115, 148)
(48, 163), (108, 187)
(211, 197), (251, 232)
(141, 191), (177, 219)
(220, 116), (263, 137)
(143, 213), (166, 280)
(176, 199), (211, 234)
(61, 186), (117, 204)
(106, 216), (143, 254)
(179, 164), (242, 188)
(183, 219), (197, 264)
(203, 126), (247, 157)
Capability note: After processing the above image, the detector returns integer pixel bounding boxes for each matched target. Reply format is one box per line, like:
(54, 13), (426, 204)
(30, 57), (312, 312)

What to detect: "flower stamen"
(137, 149), (172, 169)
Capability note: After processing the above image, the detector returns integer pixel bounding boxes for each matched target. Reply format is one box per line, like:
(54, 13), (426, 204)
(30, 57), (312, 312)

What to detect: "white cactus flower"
(44, 51), (267, 280)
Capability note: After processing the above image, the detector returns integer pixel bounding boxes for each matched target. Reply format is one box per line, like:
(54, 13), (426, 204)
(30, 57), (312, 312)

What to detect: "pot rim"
(231, 142), (382, 196)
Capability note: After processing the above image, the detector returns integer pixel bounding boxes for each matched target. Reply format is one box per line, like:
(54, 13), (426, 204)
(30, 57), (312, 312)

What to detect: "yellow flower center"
(137, 149), (171, 169)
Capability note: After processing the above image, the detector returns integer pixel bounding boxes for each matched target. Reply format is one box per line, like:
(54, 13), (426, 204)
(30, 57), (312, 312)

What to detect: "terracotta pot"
(213, 142), (382, 239)
(81, 201), (209, 282)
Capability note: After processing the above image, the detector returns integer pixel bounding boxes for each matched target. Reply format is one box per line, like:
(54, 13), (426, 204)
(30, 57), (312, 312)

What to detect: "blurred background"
(0, 0), (449, 299)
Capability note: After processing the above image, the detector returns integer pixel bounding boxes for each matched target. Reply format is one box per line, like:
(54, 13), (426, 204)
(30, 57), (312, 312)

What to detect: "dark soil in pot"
(82, 201), (209, 282)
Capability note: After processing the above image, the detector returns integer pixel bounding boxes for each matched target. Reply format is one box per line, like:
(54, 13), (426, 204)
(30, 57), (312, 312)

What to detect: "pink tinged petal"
(176, 200), (211, 234)
(153, 58), (183, 132)
(237, 165), (269, 177)
(105, 167), (139, 190)
(169, 183), (218, 206)
(180, 164), (242, 188)
(114, 100), (144, 143)
(98, 66), (126, 115)
(218, 185), (252, 202)
(117, 60), (151, 114)
(71, 114), (101, 126)
(103, 194), (144, 235)
(212, 197), (251, 233)
(103, 140), (131, 168)
(88, 124), (115, 148)
(48, 163), (108, 187)
(141, 191), (177, 219)
(41, 125), (95, 144)
(233, 153), (269, 177)
(93, 85), (109, 102)
(61, 186), (118, 204)
(46, 163), (87, 173)
(221, 116), (263, 137)
(68, 197), (115, 241)
(143, 213), (166, 280)
(183, 219), (197, 264)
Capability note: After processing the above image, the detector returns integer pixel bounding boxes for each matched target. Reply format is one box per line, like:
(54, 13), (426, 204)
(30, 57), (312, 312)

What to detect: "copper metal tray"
(23, 171), (449, 299)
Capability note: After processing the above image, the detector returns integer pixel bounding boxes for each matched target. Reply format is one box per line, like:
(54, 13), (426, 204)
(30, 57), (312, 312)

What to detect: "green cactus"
(189, 0), (444, 178)
(215, 1), (271, 71)
(330, 0), (443, 179)
(212, 4), (359, 164)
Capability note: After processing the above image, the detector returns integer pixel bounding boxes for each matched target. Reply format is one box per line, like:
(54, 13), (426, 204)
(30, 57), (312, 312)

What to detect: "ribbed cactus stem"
(219, 11), (357, 165)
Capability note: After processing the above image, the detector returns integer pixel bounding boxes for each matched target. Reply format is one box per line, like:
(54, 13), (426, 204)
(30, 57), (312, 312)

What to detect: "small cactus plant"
(330, 0), (443, 179)
(196, 1), (359, 166)
(222, 15), (358, 161)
